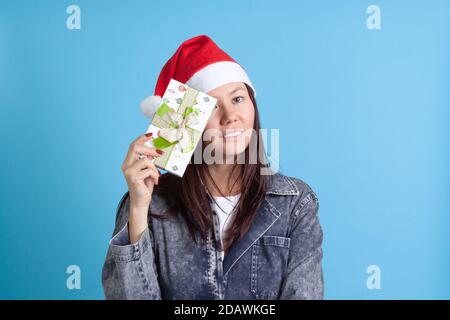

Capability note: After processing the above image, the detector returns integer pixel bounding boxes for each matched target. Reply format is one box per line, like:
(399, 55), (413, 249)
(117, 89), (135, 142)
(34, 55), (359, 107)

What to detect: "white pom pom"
(140, 95), (162, 119)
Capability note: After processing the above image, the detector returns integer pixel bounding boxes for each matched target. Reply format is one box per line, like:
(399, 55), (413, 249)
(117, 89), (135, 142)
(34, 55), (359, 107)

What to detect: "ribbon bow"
(152, 103), (200, 153)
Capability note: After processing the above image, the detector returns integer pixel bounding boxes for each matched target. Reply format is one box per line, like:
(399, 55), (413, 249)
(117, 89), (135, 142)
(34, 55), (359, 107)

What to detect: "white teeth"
(223, 130), (243, 138)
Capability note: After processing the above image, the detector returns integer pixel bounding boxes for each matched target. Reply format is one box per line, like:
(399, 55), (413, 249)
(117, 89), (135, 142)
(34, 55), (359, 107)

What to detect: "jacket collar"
(265, 172), (300, 196)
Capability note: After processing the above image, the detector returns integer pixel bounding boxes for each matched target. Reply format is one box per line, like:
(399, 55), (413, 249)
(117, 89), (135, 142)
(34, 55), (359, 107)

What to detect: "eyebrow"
(228, 86), (245, 96)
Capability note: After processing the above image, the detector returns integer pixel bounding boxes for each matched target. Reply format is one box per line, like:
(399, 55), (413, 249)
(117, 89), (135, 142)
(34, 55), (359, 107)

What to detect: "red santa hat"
(140, 35), (256, 118)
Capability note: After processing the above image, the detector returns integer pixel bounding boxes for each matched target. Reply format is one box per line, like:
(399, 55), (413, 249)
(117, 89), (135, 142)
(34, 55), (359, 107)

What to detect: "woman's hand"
(121, 133), (163, 210)
(121, 133), (164, 244)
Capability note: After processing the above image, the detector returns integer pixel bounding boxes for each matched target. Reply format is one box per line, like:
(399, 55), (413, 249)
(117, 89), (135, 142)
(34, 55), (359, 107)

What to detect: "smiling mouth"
(222, 130), (244, 139)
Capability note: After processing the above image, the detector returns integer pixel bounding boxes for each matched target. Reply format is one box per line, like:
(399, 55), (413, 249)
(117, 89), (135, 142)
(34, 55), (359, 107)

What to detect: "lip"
(222, 129), (244, 139)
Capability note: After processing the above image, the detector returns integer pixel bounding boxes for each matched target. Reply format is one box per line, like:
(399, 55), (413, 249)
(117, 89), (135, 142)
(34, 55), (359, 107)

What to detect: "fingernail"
(145, 132), (153, 137)
(156, 149), (164, 155)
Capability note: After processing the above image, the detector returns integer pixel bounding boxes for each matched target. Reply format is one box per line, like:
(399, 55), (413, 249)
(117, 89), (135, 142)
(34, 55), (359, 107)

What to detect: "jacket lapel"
(222, 173), (299, 276)
(223, 198), (280, 276)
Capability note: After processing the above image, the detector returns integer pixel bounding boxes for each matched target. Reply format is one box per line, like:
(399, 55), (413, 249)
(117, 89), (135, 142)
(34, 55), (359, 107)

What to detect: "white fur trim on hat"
(186, 61), (256, 96)
(140, 95), (162, 119)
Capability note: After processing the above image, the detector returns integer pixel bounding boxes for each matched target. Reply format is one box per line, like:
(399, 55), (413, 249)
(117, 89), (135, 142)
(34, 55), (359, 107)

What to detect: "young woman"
(102, 35), (324, 300)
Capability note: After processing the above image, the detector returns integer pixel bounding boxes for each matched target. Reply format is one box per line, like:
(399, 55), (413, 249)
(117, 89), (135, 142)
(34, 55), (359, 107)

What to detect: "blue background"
(0, 0), (449, 299)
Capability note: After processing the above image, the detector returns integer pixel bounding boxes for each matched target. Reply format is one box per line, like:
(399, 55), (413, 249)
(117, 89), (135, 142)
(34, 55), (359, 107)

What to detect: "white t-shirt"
(210, 193), (241, 261)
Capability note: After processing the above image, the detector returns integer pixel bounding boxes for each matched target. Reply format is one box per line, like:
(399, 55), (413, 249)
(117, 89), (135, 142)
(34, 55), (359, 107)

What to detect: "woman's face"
(204, 82), (255, 160)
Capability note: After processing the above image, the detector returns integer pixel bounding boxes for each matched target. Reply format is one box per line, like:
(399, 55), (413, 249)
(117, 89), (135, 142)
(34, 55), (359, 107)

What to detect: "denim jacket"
(102, 172), (324, 300)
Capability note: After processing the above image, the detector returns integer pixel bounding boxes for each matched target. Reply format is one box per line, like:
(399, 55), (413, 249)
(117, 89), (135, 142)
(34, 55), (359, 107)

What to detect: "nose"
(218, 102), (238, 126)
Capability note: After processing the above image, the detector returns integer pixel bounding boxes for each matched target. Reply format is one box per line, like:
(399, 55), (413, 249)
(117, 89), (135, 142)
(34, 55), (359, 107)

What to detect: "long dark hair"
(147, 83), (269, 254)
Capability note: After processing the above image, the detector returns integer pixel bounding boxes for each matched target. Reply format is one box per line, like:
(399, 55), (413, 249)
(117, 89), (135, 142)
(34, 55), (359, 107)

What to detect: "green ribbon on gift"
(150, 86), (202, 171)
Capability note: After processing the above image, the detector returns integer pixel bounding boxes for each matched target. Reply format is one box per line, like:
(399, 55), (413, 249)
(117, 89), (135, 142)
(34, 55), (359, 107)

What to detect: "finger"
(130, 132), (154, 146)
(136, 168), (159, 187)
(135, 168), (158, 183)
(133, 144), (163, 158)
(132, 157), (159, 173)
(123, 133), (153, 168)
(127, 132), (154, 156)
(124, 141), (163, 168)
(124, 158), (158, 183)
(145, 169), (160, 186)
(144, 162), (160, 179)
(133, 149), (164, 167)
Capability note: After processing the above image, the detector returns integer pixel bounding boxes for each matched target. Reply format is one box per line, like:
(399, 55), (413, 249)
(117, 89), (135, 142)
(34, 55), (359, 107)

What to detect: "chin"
(223, 145), (248, 159)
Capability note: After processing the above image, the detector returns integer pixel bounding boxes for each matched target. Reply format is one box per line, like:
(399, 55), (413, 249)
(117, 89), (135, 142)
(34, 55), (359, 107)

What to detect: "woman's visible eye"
(232, 96), (244, 104)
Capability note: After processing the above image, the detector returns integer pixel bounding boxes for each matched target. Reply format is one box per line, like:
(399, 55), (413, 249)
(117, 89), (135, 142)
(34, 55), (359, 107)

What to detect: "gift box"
(144, 78), (217, 177)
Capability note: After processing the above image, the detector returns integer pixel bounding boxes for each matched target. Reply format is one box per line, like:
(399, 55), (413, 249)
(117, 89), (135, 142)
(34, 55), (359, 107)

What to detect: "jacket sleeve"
(101, 192), (162, 300)
(278, 191), (324, 300)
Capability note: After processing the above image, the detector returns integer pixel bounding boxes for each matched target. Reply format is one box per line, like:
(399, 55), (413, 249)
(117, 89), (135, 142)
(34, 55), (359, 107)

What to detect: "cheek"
(205, 114), (220, 130)
(203, 118), (221, 145)
(243, 103), (256, 127)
